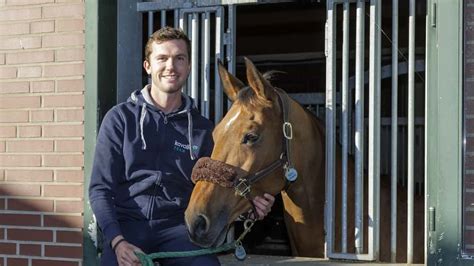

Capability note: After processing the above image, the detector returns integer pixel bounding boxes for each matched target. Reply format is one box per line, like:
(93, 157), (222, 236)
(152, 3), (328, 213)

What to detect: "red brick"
(56, 200), (83, 213)
(43, 154), (83, 167)
(42, 4), (84, 18)
(44, 215), (82, 228)
(0, 110), (28, 122)
(0, 66), (17, 79)
(56, 109), (83, 122)
(0, 81), (29, 94)
(20, 243), (41, 256)
(45, 245), (82, 259)
(31, 80), (54, 93)
(0, 7), (41, 22)
(18, 125), (41, 137)
(0, 22), (29, 36)
(0, 242), (16, 254)
(7, 258), (28, 266)
(0, 169), (4, 181)
(0, 227), (4, 239)
(0, 96), (40, 109)
(0, 36), (41, 50)
(2, 183), (41, 196)
(8, 228), (52, 241)
(7, 140), (54, 152)
(43, 63), (84, 77)
(6, 50), (54, 65)
(0, 140), (5, 152)
(0, 214), (41, 226)
(56, 19), (84, 32)
(43, 125), (83, 137)
(55, 140), (83, 152)
(0, 198), (4, 209)
(30, 20), (54, 33)
(57, 230), (82, 244)
(42, 33), (84, 48)
(43, 95), (83, 107)
(56, 48), (84, 62)
(57, 79), (83, 92)
(0, 126), (16, 137)
(32, 259), (79, 266)
(6, 0), (54, 5)
(9, 198), (54, 212)
(17, 66), (42, 78)
(6, 169), (53, 181)
(56, 169), (83, 182)
(0, 53), (4, 64)
(31, 109), (54, 122)
(0, 155), (41, 167)
(44, 184), (83, 197)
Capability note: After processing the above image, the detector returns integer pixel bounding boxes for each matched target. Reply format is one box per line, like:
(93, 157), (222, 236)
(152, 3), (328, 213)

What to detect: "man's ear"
(143, 60), (151, 75)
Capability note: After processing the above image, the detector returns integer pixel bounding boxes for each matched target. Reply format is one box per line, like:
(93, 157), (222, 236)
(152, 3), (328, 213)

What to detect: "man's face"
(143, 39), (191, 94)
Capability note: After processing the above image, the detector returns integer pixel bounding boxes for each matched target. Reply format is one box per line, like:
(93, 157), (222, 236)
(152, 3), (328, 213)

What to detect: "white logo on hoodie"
(173, 140), (199, 153)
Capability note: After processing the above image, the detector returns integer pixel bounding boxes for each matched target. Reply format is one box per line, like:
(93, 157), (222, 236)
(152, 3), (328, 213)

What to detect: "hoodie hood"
(128, 85), (197, 160)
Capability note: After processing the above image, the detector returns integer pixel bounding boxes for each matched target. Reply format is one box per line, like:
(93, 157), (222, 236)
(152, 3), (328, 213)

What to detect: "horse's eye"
(242, 133), (260, 145)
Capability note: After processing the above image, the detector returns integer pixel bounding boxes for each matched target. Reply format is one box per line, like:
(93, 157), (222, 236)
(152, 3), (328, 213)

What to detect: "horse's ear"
(217, 60), (245, 102)
(244, 57), (273, 100)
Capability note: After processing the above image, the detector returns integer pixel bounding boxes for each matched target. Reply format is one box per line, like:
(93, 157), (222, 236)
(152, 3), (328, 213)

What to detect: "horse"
(184, 58), (424, 263)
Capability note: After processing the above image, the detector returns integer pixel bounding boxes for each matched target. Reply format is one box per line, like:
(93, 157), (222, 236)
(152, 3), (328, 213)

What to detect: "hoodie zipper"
(147, 174), (162, 220)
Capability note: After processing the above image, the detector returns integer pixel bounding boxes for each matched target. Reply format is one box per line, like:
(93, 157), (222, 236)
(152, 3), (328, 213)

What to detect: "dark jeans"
(100, 222), (220, 266)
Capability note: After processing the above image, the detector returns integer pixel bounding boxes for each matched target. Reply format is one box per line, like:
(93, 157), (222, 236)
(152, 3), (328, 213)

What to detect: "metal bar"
(341, 0), (350, 254)
(186, 13), (192, 95)
(329, 252), (379, 261)
(214, 7), (224, 123)
(354, 0), (365, 255)
(325, 0), (336, 258)
(137, 0), (294, 12)
(368, 0), (381, 260)
(201, 12), (211, 118)
(407, 0), (416, 263)
(161, 10), (166, 27)
(174, 9), (179, 28)
(191, 12), (199, 100)
(227, 4), (237, 110)
(390, 0), (398, 262)
(148, 11), (154, 85)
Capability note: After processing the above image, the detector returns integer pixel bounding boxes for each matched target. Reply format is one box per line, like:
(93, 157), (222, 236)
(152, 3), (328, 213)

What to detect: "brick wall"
(0, 0), (85, 265)
(465, 0), (474, 255)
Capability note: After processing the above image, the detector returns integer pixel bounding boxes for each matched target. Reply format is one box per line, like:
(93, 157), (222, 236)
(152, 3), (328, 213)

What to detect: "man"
(89, 27), (275, 266)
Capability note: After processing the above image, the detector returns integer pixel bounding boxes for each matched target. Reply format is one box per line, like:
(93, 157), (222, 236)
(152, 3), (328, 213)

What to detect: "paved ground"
(218, 254), (425, 265)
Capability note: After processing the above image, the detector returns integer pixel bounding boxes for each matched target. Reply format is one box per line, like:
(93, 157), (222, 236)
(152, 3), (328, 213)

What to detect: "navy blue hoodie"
(89, 86), (214, 245)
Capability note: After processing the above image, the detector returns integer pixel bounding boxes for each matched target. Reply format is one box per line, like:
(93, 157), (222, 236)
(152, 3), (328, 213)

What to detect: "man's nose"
(165, 58), (175, 69)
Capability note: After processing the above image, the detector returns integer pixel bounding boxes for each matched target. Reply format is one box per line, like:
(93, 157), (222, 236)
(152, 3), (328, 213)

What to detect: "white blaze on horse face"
(224, 108), (241, 131)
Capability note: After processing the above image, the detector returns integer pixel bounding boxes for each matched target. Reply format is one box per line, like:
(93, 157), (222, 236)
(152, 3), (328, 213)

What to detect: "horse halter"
(191, 87), (296, 209)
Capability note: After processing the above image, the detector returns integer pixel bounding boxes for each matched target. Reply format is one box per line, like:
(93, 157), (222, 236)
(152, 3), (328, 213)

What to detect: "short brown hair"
(144, 26), (191, 62)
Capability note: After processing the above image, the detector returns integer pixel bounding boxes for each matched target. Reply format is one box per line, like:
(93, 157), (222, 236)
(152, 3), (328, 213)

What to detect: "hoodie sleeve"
(88, 107), (125, 245)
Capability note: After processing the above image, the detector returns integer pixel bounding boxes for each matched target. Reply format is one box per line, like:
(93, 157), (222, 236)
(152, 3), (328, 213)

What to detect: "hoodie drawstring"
(187, 111), (196, 160)
(140, 103), (148, 150)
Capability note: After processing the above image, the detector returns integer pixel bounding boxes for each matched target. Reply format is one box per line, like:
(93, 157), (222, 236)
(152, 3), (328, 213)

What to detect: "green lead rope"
(135, 241), (237, 266)
(136, 219), (255, 266)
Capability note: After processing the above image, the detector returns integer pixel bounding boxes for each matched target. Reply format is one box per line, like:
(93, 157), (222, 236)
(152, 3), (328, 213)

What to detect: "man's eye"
(242, 133), (260, 145)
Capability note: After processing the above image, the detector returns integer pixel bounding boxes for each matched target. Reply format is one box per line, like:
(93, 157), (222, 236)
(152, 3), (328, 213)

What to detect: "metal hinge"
(428, 206), (436, 254)
(431, 3), (437, 28)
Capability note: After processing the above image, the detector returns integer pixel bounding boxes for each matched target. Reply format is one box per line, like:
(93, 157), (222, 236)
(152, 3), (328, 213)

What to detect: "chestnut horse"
(185, 58), (423, 262)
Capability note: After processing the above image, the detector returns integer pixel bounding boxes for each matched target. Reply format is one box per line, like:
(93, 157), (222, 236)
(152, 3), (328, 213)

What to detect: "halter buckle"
(283, 122), (293, 140)
(234, 178), (251, 197)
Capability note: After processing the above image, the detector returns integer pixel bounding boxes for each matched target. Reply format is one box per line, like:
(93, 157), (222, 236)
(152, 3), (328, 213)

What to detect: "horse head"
(185, 58), (291, 248)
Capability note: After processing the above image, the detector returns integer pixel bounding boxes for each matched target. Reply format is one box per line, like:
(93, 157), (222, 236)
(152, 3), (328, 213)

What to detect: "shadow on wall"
(0, 186), (84, 266)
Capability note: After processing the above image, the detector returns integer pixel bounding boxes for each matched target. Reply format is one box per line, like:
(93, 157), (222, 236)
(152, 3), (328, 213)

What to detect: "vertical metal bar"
(390, 0), (399, 262)
(161, 10), (166, 27)
(214, 7), (224, 124)
(227, 5), (237, 110)
(201, 12), (211, 118)
(186, 14), (192, 96)
(354, 0), (365, 254)
(148, 11), (154, 85)
(341, 1), (350, 254)
(191, 13), (199, 101)
(368, 0), (381, 260)
(325, 0), (336, 258)
(407, 0), (416, 263)
(174, 9), (180, 28)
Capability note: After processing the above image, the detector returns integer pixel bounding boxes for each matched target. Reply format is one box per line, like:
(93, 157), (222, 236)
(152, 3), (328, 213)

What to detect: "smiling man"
(89, 27), (275, 266)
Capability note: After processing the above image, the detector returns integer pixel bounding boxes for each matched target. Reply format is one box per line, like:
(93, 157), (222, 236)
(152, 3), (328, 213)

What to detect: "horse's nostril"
(194, 214), (209, 236)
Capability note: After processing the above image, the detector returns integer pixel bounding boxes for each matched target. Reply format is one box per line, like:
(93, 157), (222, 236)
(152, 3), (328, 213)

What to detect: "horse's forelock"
(236, 86), (273, 109)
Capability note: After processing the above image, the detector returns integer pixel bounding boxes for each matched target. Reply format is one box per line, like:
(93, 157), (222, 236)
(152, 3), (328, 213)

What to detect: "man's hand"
(252, 193), (275, 220)
(111, 236), (143, 266)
